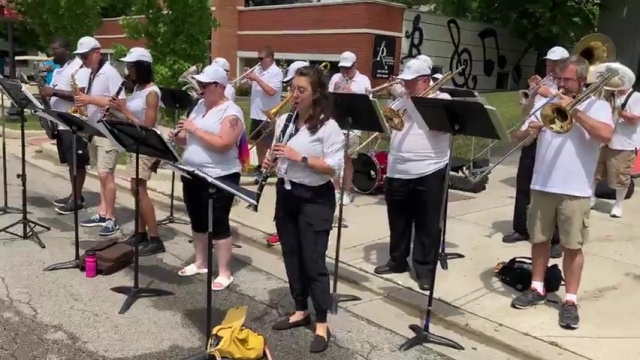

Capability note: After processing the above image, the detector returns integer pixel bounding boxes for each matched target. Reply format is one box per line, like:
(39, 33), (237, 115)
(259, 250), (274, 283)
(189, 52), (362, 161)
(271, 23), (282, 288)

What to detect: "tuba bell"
(179, 63), (202, 98)
(572, 33), (616, 70)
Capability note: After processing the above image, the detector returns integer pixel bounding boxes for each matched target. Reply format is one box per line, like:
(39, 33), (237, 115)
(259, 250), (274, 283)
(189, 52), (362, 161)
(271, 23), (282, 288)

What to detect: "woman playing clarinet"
(262, 66), (344, 353)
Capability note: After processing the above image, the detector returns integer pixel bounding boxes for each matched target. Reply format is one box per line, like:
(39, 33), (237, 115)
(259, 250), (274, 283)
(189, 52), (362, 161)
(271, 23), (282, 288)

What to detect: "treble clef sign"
(447, 19), (477, 89)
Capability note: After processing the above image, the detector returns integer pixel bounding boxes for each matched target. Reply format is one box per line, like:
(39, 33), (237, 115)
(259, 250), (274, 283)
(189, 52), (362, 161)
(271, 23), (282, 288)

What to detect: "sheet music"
(20, 84), (45, 110)
(152, 127), (181, 162)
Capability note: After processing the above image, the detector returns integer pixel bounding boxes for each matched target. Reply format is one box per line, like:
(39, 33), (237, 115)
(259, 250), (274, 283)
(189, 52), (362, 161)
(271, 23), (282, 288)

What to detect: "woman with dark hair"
(261, 66), (344, 353)
(109, 47), (164, 256)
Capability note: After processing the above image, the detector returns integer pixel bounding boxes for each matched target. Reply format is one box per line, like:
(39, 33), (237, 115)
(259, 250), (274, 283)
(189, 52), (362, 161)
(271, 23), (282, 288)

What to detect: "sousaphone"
(573, 33), (616, 70)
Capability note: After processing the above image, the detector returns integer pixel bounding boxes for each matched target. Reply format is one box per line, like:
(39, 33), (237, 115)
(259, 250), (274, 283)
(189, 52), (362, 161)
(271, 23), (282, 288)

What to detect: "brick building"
(94, 0), (404, 87)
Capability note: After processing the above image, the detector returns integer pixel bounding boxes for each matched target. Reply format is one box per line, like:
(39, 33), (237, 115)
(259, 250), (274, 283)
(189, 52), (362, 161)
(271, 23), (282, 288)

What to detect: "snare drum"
(352, 151), (388, 194)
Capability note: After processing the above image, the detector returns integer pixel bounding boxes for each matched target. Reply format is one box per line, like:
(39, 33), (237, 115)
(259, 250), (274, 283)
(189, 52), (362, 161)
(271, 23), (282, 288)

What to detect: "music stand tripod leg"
(330, 129), (361, 314)
(110, 150), (174, 314)
(0, 103), (50, 248)
(158, 112), (189, 227)
(399, 138), (464, 352)
(0, 116), (21, 215)
(44, 129), (83, 271)
(437, 193), (464, 270)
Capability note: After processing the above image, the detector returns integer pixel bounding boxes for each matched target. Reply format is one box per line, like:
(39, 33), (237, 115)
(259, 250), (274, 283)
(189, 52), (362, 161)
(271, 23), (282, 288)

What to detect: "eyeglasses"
(258, 57), (264, 61)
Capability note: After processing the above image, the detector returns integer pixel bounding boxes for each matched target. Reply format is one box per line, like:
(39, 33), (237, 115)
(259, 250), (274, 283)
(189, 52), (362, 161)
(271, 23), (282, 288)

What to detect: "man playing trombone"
(328, 51), (371, 205)
(244, 47), (283, 181)
(503, 46), (569, 259)
(510, 56), (614, 330)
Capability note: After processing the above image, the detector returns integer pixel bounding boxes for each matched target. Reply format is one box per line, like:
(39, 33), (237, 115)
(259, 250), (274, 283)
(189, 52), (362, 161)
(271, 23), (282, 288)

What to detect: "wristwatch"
(301, 156), (309, 165)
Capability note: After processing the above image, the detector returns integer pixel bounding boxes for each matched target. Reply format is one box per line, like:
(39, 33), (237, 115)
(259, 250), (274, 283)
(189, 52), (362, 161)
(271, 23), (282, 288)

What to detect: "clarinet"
(35, 73), (59, 139)
(90, 80), (126, 143)
(248, 110), (296, 212)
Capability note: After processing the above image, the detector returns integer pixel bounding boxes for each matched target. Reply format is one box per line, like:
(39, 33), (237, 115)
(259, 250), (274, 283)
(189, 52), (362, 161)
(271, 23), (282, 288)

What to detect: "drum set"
(352, 150), (388, 195)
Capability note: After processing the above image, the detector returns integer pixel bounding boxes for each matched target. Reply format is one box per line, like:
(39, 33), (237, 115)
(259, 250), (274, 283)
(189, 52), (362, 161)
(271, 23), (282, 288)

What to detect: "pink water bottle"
(85, 251), (97, 278)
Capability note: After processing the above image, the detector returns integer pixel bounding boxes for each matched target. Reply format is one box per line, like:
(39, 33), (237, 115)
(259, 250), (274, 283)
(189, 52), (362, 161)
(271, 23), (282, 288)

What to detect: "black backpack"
(495, 257), (563, 293)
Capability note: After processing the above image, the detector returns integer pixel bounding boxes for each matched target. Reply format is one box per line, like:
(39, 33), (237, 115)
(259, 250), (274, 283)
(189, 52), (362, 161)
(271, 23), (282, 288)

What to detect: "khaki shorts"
(347, 133), (360, 158)
(127, 154), (157, 181)
(528, 190), (591, 250)
(93, 137), (119, 173)
(595, 146), (636, 189)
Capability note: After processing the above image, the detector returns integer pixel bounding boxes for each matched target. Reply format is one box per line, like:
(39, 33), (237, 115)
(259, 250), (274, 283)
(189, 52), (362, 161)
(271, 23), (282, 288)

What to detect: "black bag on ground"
(80, 240), (134, 275)
(495, 257), (563, 293)
(594, 178), (635, 200)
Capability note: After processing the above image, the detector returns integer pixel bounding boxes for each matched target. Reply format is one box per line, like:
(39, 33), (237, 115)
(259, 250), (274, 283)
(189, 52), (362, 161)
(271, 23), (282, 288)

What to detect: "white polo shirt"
(249, 63), (283, 121)
(609, 90), (640, 150)
(387, 92), (452, 179)
(86, 62), (126, 149)
(329, 71), (372, 137)
(224, 84), (235, 102)
(523, 96), (613, 197)
(49, 58), (90, 130)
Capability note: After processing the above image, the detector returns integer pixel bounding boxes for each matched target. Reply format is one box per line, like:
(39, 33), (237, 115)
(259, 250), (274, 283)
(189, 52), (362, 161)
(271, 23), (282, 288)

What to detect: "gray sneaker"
(511, 288), (547, 309)
(559, 302), (580, 329)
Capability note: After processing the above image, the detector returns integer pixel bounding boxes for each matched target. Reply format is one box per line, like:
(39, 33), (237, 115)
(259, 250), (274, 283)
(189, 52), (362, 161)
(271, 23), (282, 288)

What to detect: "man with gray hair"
(509, 55), (614, 330)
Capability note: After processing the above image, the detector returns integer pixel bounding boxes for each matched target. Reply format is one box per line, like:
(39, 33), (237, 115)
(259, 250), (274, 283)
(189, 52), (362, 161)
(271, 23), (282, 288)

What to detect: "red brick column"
(211, 0), (244, 79)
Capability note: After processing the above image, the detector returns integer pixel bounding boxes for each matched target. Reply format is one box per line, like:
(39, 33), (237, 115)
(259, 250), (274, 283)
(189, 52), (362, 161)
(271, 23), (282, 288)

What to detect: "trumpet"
(368, 77), (402, 96)
(519, 74), (554, 104)
(381, 65), (466, 131)
(231, 64), (259, 85)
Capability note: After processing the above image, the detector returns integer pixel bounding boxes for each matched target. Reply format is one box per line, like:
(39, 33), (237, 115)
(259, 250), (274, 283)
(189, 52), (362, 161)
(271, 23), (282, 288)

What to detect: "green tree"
(13, 0), (105, 50)
(99, 0), (141, 18)
(118, 0), (218, 88)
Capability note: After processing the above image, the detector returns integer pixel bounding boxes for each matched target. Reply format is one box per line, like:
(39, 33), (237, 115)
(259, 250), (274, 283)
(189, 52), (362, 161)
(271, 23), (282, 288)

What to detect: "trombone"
(368, 77), (402, 96)
(230, 64), (259, 86)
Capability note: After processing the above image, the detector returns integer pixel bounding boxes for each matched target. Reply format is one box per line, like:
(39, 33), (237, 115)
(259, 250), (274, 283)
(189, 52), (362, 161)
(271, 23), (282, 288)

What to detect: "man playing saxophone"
(592, 64), (639, 218)
(39, 37), (91, 215)
(372, 57), (452, 292)
(328, 51), (371, 205)
(510, 56), (614, 330)
(503, 46), (569, 259)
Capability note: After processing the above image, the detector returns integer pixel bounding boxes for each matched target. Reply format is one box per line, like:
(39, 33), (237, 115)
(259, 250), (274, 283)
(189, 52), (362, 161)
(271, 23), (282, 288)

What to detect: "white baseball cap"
(432, 73), (443, 81)
(338, 51), (357, 68)
(397, 58), (432, 80)
(192, 64), (229, 86)
(284, 61), (309, 82)
(544, 46), (570, 61)
(119, 47), (153, 63)
(416, 55), (433, 68)
(211, 57), (230, 72)
(73, 36), (101, 54)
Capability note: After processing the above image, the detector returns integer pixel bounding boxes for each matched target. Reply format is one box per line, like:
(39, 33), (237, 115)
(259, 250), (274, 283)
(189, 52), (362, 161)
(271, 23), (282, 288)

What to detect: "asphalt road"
(0, 153), (453, 360)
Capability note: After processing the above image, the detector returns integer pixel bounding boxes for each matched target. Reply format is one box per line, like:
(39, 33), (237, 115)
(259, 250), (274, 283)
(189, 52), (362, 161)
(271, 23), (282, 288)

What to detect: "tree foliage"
(117, 0), (217, 88)
(13, 0), (105, 50)
(426, 0), (600, 51)
(99, 0), (141, 18)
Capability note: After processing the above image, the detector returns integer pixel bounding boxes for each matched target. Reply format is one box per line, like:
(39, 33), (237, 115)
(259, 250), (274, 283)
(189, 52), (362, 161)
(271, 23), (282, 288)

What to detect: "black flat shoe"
(373, 263), (408, 275)
(272, 314), (311, 331)
(417, 278), (432, 291)
(310, 328), (331, 353)
(502, 231), (529, 244)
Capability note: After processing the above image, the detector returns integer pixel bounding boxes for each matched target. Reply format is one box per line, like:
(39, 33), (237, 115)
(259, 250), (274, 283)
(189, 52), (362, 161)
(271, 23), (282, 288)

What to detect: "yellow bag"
(207, 306), (268, 360)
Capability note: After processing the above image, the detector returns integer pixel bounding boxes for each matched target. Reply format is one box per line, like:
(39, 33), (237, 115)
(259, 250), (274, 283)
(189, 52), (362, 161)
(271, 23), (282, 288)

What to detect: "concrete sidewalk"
(6, 129), (639, 360)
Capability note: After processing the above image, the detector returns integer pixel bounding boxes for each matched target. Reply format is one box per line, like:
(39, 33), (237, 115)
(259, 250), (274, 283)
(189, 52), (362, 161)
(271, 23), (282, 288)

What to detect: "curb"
(31, 143), (586, 360)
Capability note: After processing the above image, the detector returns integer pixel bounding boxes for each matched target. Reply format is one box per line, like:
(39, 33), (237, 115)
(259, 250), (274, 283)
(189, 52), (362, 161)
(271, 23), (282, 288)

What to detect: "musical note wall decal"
(401, 13), (423, 64)
(447, 19), (477, 89)
(477, 28), (507, 77)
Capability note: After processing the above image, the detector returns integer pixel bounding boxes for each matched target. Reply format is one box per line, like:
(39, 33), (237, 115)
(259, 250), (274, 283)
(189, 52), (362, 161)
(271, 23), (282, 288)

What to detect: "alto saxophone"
(68, 67), (88, 118)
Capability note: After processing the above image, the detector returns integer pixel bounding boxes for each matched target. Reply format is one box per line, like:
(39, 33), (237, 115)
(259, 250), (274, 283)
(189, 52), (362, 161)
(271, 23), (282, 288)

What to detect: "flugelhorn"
(382, 65), (466, 131)
(231, 64), (259, 85)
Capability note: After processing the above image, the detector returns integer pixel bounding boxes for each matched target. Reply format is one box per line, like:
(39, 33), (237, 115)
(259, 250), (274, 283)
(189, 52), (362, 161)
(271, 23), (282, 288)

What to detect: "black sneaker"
(511, 288), (547, 309)
(55, 200), (85, 215)
(559, 302), (580, 329)
(502, 231), (529, 244)
(124, 233), (149, 247)
(138, 237), (166, 257)
(53, 195), (85, 207)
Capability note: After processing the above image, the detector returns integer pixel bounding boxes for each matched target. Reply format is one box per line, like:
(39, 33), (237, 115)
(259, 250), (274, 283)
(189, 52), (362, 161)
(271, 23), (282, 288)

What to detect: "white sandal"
(178, 264), (208, 277)
(211, 276), (234, 291)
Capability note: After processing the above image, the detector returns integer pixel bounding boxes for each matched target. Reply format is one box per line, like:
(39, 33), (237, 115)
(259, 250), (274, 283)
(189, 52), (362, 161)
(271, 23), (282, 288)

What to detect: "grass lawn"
(4, 91), (523, 161)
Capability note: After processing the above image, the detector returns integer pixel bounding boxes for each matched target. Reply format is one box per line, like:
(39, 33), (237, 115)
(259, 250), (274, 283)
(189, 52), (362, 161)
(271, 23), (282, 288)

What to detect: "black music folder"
(331, 92), (388, 135)
(159, 87), (196, 111)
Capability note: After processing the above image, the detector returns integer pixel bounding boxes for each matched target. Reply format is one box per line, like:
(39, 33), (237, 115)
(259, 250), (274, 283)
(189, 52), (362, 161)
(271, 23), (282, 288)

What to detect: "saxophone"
(68, 67), (88, 118)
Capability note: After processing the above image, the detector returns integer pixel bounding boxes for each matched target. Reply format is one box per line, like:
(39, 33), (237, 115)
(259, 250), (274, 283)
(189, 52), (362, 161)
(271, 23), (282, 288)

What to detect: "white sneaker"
(610, 204), (622, 218)
(341, 192), (354, 206)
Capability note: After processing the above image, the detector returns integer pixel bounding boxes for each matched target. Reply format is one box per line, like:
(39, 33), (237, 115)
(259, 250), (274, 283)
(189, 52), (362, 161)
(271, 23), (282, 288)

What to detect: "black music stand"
(0, 92), (21, 216)
(102, 120), (177, 314)
(329, 92), (389, 313)
(157, 87), (195, 226)
(0, 79), (50, 248)
(398, 96), (503, 353)
(164, 164), (257, 360)
(39, 110), (103, 271)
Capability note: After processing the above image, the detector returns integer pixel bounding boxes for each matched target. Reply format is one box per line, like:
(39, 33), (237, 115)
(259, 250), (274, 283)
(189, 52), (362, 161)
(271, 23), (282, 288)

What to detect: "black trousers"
(275, 179), (335, 323)
(385, 166), (447, 280)
(513, 141), (560, 242)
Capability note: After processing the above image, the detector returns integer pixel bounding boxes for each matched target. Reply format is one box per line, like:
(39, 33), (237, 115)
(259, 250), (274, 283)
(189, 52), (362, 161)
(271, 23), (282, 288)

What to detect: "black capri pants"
(182, 172), (240, 239)
(275, 179), (335, 323)
(56, 130), (90, 167)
